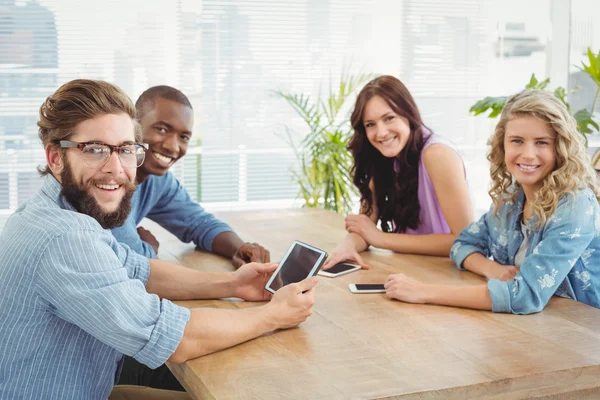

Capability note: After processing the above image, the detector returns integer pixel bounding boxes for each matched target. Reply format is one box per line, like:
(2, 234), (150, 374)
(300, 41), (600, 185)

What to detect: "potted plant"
(274, 72), (373, 214)
(470, 48), (600, 160)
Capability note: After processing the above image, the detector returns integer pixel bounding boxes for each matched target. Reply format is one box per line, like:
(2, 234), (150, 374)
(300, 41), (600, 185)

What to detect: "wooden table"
(149, 208), (600, 400)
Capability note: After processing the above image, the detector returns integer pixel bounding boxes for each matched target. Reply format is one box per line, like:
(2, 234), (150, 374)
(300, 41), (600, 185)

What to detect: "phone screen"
(355, 284), (385, 291)
(267, 243), (323, 292)
(326, 263), (358, 274)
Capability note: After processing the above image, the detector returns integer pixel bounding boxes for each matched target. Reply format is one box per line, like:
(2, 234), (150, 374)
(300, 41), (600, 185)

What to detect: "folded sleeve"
(35, 229), (190, 368)
(488, 192), (596, 314)
(451, 205), (493, 269)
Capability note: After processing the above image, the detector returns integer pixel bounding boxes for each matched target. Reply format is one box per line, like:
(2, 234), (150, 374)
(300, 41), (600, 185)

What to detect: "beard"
(60, 159), (136, 229)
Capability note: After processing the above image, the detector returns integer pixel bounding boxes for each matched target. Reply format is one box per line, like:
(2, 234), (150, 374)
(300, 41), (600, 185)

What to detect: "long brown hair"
(348, 75), (428, 233)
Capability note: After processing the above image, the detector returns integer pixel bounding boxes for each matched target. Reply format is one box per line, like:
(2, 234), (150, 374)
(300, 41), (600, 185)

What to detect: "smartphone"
(348, 283), (386, 293)
(318, 262), (361, 278)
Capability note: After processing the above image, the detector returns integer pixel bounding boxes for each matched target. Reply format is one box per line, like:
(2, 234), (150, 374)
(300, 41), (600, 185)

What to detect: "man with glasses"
(0, 79), (318, 400)
(111, 85), (270, 267)
(56, 140), (148, 227)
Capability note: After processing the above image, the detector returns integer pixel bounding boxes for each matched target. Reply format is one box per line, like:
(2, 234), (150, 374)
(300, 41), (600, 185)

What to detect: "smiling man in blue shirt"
(0, 79), (317, 400)
(111, 85), (270, 267)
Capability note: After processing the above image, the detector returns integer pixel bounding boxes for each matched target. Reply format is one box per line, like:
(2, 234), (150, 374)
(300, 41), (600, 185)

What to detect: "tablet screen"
(266, 241), (326, 292)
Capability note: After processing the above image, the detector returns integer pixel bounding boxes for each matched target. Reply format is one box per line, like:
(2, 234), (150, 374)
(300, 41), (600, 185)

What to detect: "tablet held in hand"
(265, 240), (327, 294)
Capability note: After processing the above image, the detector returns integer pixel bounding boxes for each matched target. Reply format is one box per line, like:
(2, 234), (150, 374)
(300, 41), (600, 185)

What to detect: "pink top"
(394, 130), (464, 235)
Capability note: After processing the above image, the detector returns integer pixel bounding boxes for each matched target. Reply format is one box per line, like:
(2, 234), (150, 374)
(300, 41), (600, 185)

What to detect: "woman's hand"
(322, 240), (370, 270)
(384, 274), (429, 304)
(485, 264), (520, 282)
(345, 214), (383, 247)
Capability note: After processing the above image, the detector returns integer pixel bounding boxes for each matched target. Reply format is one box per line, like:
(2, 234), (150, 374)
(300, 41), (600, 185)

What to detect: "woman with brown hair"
(323, 75), (473, 270)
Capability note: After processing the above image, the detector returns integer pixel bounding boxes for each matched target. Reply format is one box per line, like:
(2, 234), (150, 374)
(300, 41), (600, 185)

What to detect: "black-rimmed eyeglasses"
(59, 140), (148, 169)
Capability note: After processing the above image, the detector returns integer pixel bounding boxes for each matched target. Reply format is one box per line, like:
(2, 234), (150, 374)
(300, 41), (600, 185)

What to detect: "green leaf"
(577, 48), (600, 87)
(525, 73), (550, 90)
(469, 96), (507, 118)
(527, 73), (538, 88)
(553, 86), (570, 111)
(552, 85), (581, 111)
(322, 71), (374, 126)
(573, 108), (599, 134)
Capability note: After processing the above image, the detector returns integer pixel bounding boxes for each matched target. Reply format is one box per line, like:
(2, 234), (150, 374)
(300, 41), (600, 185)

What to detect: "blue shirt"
(111, 172), (233, 258)
(0, 175), (190, 400)
(451, 187), (600, 314)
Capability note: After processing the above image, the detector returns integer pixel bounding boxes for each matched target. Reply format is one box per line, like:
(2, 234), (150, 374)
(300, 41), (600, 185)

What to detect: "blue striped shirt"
(0, 175), (191, 399)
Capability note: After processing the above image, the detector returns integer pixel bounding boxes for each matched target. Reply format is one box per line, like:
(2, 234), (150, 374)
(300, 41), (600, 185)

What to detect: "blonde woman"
(383, 89), (600, 314)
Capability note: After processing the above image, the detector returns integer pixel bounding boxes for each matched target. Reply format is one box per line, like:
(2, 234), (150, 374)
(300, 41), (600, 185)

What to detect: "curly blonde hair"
(488, 89), (600, 228)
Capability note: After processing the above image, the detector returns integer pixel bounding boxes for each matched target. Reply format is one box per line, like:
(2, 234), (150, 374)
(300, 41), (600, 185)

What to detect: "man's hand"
(232, 242), (271, 268)
(345, 214), (382, 247)
(232, 262), (278, 301)
(137, 226), (159, 254)
(265, 277), (318, 329)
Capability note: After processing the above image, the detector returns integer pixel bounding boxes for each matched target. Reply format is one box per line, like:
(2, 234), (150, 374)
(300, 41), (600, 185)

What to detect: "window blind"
(0, 0), (562, 231)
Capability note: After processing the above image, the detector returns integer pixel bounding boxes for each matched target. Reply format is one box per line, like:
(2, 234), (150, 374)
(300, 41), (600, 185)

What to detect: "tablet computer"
(265, 240), (328, 294)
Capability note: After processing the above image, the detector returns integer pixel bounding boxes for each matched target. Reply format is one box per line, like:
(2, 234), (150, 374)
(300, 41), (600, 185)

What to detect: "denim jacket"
(451, 186), (600, 314)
